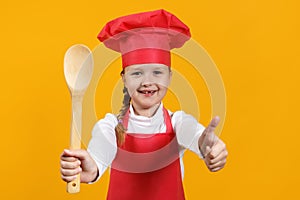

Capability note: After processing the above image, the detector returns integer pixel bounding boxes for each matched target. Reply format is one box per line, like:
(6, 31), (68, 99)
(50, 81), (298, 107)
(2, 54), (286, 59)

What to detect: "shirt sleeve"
(171, 111), (205, 159)
(87, 113), (118, 183)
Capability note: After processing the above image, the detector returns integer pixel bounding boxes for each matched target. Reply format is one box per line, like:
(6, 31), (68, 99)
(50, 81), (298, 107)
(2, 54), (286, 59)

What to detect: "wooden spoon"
(63, 44), (93, 193)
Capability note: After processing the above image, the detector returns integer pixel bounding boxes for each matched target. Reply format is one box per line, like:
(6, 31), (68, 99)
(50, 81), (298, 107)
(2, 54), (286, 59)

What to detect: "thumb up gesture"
(198, 116), (228, 172)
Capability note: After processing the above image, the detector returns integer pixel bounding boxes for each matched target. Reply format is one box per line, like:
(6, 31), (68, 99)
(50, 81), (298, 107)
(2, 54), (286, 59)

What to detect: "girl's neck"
(132, 103), (161, 117)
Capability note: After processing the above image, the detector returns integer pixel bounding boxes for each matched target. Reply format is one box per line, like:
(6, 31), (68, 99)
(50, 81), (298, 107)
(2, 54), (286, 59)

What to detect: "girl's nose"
(141, 82), (152, 87)
(141, 74), (154, 86)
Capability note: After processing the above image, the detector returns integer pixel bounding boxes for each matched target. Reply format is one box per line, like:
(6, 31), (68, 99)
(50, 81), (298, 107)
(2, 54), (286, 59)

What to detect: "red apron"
(107, 107), (185, 200)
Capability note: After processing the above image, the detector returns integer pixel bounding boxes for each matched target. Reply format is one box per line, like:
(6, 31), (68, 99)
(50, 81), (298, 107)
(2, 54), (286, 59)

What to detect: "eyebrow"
(128, 66), (143, 70)
(153, 66), (167, 70)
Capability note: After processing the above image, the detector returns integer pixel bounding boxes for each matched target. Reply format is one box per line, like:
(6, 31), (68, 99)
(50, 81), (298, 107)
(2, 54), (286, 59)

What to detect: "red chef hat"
(97, 9), (191, 68)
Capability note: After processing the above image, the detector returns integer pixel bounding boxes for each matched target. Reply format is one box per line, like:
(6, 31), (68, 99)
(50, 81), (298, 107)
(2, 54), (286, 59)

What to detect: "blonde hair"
(115, 86), (131, 146)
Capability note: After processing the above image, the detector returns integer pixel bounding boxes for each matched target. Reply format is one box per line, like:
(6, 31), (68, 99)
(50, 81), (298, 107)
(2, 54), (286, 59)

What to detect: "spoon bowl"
(64, 44), (93, 95)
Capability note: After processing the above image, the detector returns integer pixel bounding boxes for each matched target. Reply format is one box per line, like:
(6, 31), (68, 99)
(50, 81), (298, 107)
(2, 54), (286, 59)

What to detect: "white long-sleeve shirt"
(87, 103), (205, 181)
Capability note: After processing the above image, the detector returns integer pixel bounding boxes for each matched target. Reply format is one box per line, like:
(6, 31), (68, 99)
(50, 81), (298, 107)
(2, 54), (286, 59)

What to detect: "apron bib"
(107, 107), (185, 200)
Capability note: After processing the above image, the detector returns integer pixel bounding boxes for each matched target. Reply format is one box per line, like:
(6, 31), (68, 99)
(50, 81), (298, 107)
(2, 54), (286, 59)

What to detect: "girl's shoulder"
(167, 109), (198, 124)
(91, 113), (119, 137)
(94, 113), (118, 127)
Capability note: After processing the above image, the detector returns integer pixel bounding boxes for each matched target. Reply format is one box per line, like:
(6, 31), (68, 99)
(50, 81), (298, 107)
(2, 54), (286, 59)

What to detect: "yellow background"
(1, 0), (299, 199)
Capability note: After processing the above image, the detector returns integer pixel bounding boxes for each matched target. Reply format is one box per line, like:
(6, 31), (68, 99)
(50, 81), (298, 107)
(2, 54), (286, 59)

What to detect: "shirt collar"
(129, 103), (164, 125)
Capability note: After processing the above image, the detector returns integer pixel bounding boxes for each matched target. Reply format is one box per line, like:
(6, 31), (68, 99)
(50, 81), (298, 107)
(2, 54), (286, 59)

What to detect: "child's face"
(122, 64), (172, 112)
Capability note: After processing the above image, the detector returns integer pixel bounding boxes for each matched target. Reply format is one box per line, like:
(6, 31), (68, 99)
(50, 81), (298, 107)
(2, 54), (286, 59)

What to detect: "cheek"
(159, 87), (168, 95)
(156, 77), (170, 88)
(125, 81), (139, 96)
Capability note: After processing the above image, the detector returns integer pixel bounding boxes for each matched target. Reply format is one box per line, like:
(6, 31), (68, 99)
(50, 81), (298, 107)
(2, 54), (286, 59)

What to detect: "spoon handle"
(67, 97), (83, 193)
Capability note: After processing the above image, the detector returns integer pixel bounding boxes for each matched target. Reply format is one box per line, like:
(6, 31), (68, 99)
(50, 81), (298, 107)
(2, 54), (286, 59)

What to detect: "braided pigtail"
(115, 86), (131, 146)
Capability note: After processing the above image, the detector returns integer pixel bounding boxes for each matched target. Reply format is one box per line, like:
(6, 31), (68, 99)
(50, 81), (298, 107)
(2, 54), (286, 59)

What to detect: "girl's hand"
(198, 116), (228, 172)
(60, 149), (98, 183)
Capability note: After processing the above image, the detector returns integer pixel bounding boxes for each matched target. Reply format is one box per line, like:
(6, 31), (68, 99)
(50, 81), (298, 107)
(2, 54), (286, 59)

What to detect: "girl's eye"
(131, 71), (142, 76)
(153, 71), (163, 75)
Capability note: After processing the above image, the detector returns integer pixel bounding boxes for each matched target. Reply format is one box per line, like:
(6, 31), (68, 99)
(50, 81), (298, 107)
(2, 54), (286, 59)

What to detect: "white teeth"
(140, 90), (155, 94)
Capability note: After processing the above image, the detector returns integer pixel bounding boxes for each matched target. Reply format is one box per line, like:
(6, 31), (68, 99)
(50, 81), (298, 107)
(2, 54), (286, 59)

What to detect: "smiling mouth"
(138, 90), (157, 95)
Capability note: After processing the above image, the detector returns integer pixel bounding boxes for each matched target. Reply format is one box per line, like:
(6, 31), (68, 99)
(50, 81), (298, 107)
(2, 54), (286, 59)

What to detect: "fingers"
(205, 151), (227, 172)
(60, 149), (99, 183)
(205, 139), (228, 172)
(206, 116), (220, 133)
(61, 149), (86, 159)
(61, 159), (81, 169)
(199, 116), (220, 155)
(199, 131), (217, 157)
(60, 149), (83, 182)
(61, 173), (79, 182)
(208, 139), (226, 159)
(61, 166), (82, 177)
(60, 163), (82, 182)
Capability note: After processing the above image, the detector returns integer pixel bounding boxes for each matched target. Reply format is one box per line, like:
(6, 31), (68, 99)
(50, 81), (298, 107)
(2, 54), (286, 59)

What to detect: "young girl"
(60, 9), (228, 199)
